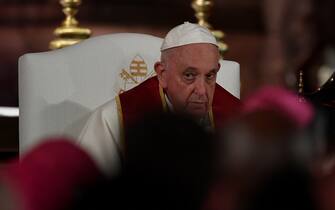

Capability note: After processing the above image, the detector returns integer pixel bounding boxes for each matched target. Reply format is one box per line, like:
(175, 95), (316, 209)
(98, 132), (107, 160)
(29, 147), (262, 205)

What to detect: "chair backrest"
(19, 33), (240, 154)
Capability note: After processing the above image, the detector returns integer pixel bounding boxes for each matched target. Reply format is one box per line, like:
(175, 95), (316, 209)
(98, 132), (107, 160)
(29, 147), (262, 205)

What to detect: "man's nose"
(194, 78), (207, 96)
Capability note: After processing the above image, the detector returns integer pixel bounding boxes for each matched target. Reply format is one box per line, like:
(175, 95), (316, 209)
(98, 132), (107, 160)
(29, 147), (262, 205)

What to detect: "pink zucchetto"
(241, 86), (315, 129)
(0, 138), (102, 210)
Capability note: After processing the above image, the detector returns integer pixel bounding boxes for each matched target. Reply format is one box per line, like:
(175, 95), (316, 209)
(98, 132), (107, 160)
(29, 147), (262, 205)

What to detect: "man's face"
(155, 43), (220, 117)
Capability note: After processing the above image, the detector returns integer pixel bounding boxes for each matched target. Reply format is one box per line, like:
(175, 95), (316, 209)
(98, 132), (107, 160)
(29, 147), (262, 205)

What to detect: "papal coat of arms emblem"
(119, 55), (155, 94)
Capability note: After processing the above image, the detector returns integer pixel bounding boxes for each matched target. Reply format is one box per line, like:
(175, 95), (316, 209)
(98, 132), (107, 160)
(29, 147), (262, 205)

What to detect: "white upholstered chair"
(19, 33), (240, 154)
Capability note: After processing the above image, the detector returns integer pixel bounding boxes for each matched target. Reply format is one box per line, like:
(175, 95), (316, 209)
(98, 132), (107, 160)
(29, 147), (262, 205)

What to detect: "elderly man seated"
(78, 22), (240, 176)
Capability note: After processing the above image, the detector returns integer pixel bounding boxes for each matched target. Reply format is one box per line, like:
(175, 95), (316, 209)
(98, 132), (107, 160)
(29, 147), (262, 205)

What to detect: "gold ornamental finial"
(49, 0), (91, 50)
(191, 0), (228, 56)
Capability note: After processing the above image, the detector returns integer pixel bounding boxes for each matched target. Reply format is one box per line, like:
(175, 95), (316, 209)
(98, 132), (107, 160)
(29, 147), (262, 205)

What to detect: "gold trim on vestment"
(159, 85), (168, 112)
(115, 95), (125, 153)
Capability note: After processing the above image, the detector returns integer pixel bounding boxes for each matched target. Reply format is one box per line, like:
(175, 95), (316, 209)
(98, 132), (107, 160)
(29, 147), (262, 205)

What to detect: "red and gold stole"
(116, 76), (240, 146)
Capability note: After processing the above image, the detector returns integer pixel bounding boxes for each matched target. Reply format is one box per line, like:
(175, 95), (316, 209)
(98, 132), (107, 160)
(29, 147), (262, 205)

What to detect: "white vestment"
(78, 94), (173, 176)
(78, 98), (122, 176)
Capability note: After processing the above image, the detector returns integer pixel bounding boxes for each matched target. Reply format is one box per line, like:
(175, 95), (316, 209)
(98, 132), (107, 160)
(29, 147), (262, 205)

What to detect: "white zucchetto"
(161, 22), (218, 51)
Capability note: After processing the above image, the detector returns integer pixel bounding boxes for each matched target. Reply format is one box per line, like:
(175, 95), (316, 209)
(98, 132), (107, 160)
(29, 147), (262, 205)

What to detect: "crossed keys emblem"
(119, 55), (155, 94)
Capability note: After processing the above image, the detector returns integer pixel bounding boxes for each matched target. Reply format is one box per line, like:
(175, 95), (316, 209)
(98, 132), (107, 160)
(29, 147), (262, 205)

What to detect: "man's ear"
(154, 61), (167, 88)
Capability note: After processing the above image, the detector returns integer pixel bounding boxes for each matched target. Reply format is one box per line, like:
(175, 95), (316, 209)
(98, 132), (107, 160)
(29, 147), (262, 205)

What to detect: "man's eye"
(206, 73), (216, 81)
(184, 73), (195, 81)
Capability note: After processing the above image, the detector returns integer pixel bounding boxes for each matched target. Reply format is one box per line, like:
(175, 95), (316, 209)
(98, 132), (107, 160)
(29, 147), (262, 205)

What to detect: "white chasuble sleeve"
(77, 98), (123, 177)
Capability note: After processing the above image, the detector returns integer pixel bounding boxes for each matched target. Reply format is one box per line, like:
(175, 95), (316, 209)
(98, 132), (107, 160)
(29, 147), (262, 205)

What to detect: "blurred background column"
(261, 0), (317, 88)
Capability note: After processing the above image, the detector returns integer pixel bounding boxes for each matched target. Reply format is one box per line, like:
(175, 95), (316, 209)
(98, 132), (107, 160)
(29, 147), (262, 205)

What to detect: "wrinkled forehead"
(161, 46), (220, 74)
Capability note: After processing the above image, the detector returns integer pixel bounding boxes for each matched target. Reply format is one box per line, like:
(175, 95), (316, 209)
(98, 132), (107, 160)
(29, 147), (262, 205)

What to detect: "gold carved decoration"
(191, 0), (228, 57)
(119, 55), (155, 94)
(49, 0), (91, 50)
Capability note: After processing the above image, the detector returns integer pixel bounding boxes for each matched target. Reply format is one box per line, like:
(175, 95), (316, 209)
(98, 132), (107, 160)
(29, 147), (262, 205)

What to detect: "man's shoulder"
(214, 84), (240, 105)
(119, 76), (159, 98)
(90, 76), (159, 114)
(118, 76), (162, 112)
(86, 98), (118, 122)
(212, 84), (241, 126)
(117, 76), (164, 128)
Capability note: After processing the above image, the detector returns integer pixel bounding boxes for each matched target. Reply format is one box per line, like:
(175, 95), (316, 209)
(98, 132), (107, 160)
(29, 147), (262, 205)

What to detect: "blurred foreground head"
(238, 164), (317, 210)
(204, 87), (318, 210)
(0, 138), (101, 210)
(241, 86), (314, 129)
(125, 112), (215, 210)
(218, 86), (316, 177)
(73, 113), (215, 210)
